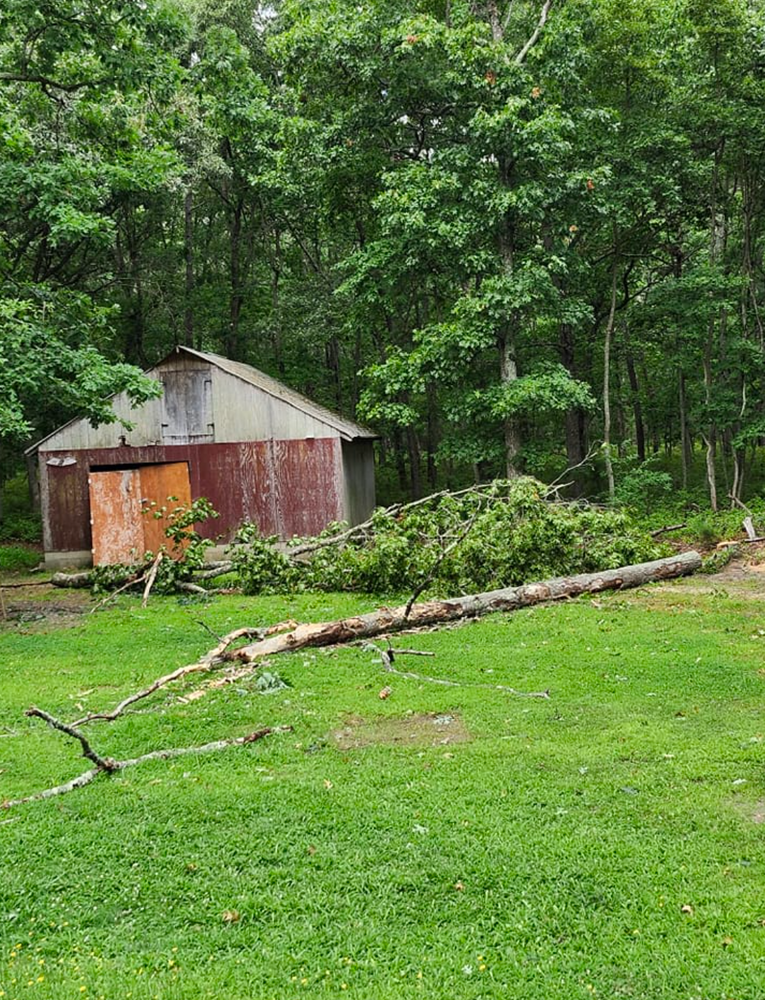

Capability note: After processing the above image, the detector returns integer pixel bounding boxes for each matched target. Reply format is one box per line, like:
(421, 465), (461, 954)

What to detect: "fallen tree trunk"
(232, 552), (702, 664)
(63, 553), (701, 728)
(51, 571), (91, 588)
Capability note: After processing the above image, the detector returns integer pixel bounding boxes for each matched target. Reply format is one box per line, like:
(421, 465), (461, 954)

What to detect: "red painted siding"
(41, 439), (345, 553)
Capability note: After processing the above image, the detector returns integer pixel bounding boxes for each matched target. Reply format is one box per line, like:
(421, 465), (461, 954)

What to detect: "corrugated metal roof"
(26, 346), (377, 454)
(182, 348), (376, 441)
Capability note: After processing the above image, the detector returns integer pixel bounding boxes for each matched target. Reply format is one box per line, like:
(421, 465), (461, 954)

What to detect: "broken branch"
(71, 627), (266, 726)
(650, 523), (687, 537)
(2, 726), (293, 810)
(141, 551), (164, 607)
(404, 512), (479, 618)
(364, 643), (550, 698)
(25, 707), (117, 771)
(89, 570), (148, 613)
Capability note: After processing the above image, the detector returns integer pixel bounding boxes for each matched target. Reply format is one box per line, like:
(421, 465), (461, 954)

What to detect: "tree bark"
(25, 451), (40, 512)
(603, 257), (618, 501)
(625, 348), (645, 463)
(184, 188), (194, 347)
(679, 370), (691, 490)
(231, 552), (702, 664)
(499, 333), (521, 477)
(559, 321), (587, 476)
(227, 197), (244, 358)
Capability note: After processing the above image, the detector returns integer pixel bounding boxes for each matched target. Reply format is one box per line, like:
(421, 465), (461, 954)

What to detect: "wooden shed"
(27, 347), (377, 568)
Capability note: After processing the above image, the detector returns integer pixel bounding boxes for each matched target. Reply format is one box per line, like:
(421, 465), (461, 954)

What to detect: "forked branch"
(2, 725), (292, 810)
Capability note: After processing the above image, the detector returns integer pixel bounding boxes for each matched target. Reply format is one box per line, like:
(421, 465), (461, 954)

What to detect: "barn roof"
(26, 345), (377, 454)
(182, 348), (376, 441)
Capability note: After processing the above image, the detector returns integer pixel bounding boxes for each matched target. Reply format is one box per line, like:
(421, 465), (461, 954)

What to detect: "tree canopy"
(3, 0), (765, 509)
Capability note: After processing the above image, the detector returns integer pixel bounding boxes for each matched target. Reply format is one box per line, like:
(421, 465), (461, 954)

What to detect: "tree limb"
(0, 72), (113, 92)
(141, 551), (163, 608)
(89, 570), (148, 613)
(364, 643), (550, 697)
(70, 627), (265, 726)
(404, 512), (479, 618)
(2, 727), (292, 809)
(229, 553), (701, 666)
(25, 707), (117, 771)
(514, 0), (554, 65)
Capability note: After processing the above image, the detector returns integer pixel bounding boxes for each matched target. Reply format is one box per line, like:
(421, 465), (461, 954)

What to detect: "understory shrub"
(615, 466), (673, 514)
(0, 544), (40, 572)
(230, 477), (666, 596)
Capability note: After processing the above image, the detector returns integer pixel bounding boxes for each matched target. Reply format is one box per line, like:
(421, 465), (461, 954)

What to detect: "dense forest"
(2, 0), (765, 515)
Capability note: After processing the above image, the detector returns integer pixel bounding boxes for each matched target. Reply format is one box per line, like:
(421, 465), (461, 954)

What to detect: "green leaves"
(490, 363), (597, 418)
(0, 290), (161, 443)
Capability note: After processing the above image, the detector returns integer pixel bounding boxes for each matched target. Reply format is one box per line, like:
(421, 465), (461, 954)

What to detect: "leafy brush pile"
(230, 478), (665, 596)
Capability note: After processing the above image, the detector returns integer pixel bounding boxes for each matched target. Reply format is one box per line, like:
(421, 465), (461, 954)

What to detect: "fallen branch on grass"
(364, 643), (550, 698)
(70, 626), (267, 726)
(2, 722), (292, 809)
(26, 707), (117, 771)
(71, 622), (299, 726)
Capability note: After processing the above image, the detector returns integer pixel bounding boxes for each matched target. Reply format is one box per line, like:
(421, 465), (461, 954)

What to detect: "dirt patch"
(750, 800), (765, 824)
(730, 798), (765, 824)
(0, 589), (90, 630)
(633, 559), (765, 607)
(332, 712), (472, 750)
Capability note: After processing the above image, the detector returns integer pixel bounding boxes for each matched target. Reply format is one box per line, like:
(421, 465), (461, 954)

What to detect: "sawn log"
(231, 551), (702, 664)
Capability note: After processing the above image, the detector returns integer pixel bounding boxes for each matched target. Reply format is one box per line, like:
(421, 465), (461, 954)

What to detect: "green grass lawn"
(1, 579), (765, 999)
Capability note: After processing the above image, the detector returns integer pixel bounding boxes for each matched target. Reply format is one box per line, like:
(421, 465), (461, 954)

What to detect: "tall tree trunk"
(679, 370), (691, 491)
(703, 140), (724, 511)
(326, 336), (342, 409)
(499, 334), (521, 477)
(498, 170), (521, 478)
(559, 321), (587, 471)
(393, 430), (408, 493)
(184, 188), (194, 348)
(26, 451), (40, 513)
(407, 427), (422, 499)
(625, 347), (645, 463)
(703, 318), (718, 511)
(729, 370), (746, 504)
(603, 257), (619, 502)
(227, 198), (244, 359)
(426, 386), (438, 490)
(271, 231), (284, 376)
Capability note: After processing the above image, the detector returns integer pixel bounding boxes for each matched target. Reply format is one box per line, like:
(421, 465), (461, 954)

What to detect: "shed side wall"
(40, 438), (345, 558)
(341, 440), (377, 525)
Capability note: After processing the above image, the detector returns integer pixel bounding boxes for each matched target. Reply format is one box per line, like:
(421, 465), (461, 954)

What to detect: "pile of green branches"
(229, 478), (666, 596)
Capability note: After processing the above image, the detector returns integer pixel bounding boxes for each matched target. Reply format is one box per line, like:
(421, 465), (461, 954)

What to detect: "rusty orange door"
(89, 463), (191, 565)
(89, 470), (144, 565)
(138, 463), (192, 557)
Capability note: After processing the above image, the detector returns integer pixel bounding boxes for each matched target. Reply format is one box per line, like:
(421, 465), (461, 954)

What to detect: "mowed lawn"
(1, 577), (765, 999)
